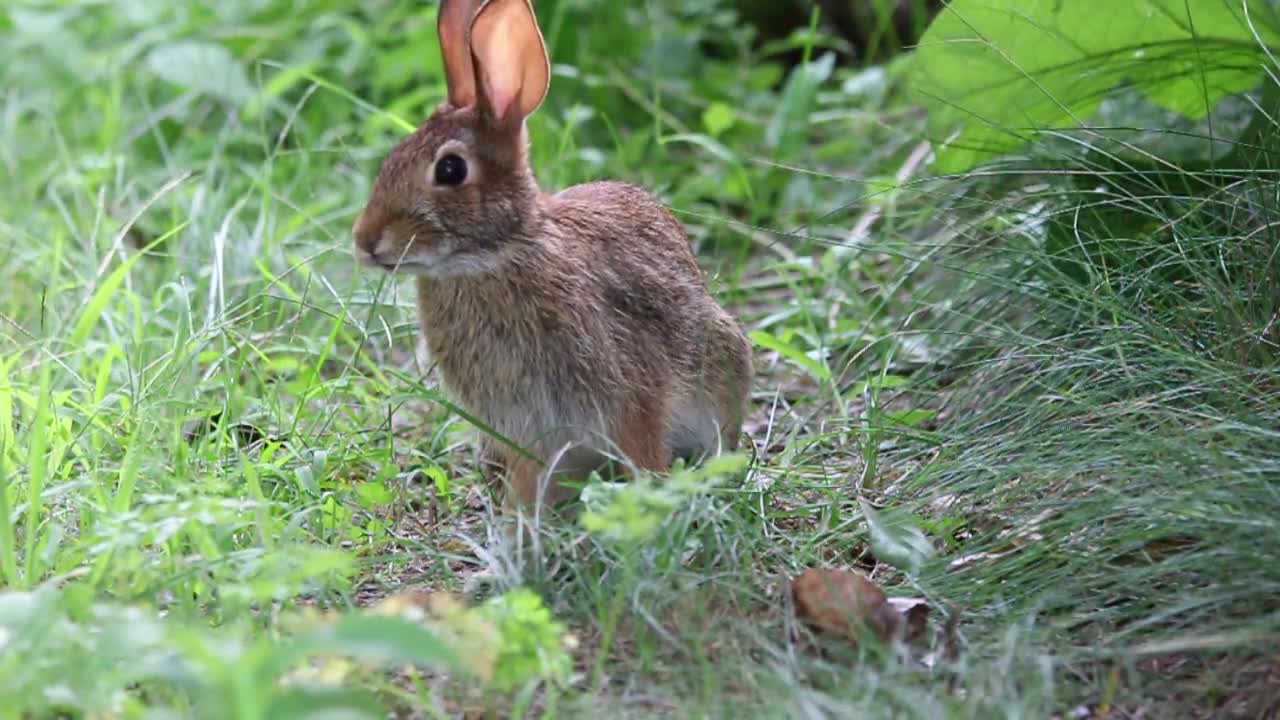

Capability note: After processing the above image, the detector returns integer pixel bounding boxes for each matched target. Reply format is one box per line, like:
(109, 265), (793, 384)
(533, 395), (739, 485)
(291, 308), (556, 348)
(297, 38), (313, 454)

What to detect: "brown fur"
(352, 0), (752, 509)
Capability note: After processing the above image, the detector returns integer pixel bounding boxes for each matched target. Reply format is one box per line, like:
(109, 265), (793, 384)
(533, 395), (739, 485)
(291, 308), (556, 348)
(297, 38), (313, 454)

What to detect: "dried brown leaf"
(791, 568), (900, 644)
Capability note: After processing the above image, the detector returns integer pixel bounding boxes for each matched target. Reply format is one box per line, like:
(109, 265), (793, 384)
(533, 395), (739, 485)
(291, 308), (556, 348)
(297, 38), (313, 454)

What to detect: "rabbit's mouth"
(355, 249), (418, 271)
(363, 254), (413, 270)
(358, 247), (508, 279)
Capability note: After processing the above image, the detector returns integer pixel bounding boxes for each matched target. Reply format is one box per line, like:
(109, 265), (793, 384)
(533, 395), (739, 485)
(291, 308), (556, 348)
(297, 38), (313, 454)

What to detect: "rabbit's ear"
(438, 0), (483, 108)
(470, 0), (550, 127)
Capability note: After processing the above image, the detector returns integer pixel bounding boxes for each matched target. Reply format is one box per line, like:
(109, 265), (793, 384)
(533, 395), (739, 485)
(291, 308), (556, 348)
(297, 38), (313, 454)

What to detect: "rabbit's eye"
(434, 154), (467, 186)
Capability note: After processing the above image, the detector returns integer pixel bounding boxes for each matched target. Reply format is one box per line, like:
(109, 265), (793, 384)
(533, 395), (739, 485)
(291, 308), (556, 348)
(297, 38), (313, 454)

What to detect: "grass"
(2, 0), (1278, 718)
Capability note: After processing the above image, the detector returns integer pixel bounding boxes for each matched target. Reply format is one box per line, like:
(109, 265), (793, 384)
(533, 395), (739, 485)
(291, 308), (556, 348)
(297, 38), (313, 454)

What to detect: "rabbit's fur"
(353, 0), (752, 508)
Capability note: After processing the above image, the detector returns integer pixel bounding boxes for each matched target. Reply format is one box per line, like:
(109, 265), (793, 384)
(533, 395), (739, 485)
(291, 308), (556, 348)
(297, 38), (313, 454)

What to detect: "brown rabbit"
(352, 0), (753, 509)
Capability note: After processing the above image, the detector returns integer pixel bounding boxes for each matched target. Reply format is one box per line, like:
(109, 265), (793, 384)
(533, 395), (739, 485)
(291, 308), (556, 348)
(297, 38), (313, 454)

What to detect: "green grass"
(2, 1), (1278, 718)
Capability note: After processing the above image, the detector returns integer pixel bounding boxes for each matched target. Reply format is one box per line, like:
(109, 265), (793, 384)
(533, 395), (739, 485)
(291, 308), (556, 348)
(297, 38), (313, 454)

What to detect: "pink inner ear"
(481, 30), (519, 120)
(470, 0), (549, 124)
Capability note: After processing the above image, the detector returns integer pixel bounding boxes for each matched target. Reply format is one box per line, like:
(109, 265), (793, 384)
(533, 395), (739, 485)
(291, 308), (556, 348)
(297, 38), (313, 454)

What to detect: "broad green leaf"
(145, 41), (253, 104)
(860, 499), (935, 576)
(422, 464), (454, 508)
(749, 330), (831, 381)
(702, 101), (737, 137)
(355, 480), (394, 509)
(912, 0), (1280, 172)
(767, 51), (836, 158)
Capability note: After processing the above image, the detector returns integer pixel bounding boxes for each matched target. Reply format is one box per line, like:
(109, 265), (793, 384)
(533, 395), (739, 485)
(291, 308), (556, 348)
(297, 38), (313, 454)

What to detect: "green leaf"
(767, 51), (835, 158)
(911, 0), (1280, 172)
(697, 453), (750, 479)
(860, 499), (935, 576)
(421, 464), (454, 510)
(749, 330), (831, 381)
(701, 101), (737, 137)
(481, 589), (572, 692)
(355, 480), (394, 509)
(579, 483), (675, 543)
(145, 41), (254, 104)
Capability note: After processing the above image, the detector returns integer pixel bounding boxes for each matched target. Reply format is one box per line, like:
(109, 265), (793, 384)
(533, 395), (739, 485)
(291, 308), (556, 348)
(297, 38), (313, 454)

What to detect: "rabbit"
(352, 0), (753, 510)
